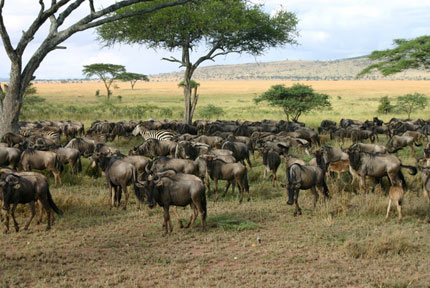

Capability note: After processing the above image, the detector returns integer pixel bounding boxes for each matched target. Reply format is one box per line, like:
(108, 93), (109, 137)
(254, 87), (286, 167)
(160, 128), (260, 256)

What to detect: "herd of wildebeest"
(1, 116), (430, 235)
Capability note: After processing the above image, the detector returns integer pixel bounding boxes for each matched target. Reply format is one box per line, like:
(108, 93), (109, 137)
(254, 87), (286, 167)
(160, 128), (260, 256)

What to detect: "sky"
(0, 0), (429, 79)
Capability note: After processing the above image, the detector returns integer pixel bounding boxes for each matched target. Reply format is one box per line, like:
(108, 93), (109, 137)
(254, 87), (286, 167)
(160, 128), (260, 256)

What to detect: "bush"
(377, 96), (394, 114)
(199, 104), (225, 119)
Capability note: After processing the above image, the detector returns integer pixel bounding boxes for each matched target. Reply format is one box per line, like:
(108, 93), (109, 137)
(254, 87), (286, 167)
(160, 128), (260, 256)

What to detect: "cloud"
(1, 0), (430, 78)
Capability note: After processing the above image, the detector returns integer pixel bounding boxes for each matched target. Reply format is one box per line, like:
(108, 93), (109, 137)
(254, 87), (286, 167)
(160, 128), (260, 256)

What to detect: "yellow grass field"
(33, 80), (430, 126)
(2, 80), (430, 287)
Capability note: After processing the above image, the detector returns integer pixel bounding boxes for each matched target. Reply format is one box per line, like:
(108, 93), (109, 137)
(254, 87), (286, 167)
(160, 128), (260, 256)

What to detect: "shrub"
(377, 96), (394, 114)
(199, 104), (225, 119)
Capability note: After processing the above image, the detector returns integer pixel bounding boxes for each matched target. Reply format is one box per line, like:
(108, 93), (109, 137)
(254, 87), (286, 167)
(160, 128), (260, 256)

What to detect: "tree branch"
(89, 0), (95, 14)
(161, 56), (185, 66)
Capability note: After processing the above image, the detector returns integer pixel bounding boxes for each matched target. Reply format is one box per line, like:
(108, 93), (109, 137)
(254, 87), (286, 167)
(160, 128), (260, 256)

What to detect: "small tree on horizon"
(395, 93), (427, 119)
(118, 72), (149, 89)
(254, 84), (331, 122)
(377, 96), (394, 114)
(82, 63), (126, 99)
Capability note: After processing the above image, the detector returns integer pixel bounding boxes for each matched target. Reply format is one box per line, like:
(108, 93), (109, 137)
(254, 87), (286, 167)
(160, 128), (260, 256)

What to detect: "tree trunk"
(183, 65), (193, 125)
(0, 62), (24, 138)
(190, 86), (199, 122)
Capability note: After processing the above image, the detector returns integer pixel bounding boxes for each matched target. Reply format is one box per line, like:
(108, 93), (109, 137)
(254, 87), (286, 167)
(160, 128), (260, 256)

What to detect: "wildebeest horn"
(145, 162), (152, 174)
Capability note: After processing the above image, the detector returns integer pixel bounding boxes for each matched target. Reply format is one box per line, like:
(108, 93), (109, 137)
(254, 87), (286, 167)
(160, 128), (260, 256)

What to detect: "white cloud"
(1, 0), (430, 78)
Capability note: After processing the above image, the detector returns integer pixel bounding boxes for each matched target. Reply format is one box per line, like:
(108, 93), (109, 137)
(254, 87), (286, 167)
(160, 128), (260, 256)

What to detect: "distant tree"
(118, 72), (149, 89)
(395, 93), (427, 119)
(98, 0), (299, 124)
(377, 96), (394, 114)
(82, 64), (126, 99)
(254, 84), (331, 122)
(0, 0), (190, 137)
(357, 35), (430, 78)
(178, 80), (200, 122)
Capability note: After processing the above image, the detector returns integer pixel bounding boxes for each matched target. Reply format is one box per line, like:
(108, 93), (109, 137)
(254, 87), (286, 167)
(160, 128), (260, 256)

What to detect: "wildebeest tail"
(133, 168), (144, 204)
(77, 154), (82, 172)
(414, 140), (423, 147)
(400, 164), (418, 175)
(47, 189), (63, 215)
(55, 156), (64, 172)
(244, 168), (249, 192)
(201, 187), (207, 220)
(398, 170), (407, 190)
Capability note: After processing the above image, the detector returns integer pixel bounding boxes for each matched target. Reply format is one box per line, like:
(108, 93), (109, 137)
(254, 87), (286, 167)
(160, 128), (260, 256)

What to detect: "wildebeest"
(1, 132), (24, 147)
(0, 147), (20, 170)
(221, 141), (252, 168)
(93, 153), (141, 210)
(149, 157), (198, 175)
(260, 146), (281, 187)
(55, 147), (82, 174)
(349, 143), (387, 154)
(19, 149), (63, 187)
(347, 150), (417, 193)
(385, 183), (404, 222)
(133, 138), (176, 159)
(387, 135), (422, 155)
(65, 138), (96, 157)
(0, 172), (62, 233)
(138, 169), (207, 235)
(205, 156), (249, 202)
(420, 167), (430, 223)
(286, 163), (330, 216)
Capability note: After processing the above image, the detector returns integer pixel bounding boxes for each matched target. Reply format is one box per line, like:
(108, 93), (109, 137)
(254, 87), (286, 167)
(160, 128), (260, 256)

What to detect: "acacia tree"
(118, 72), (149, 89)
(0, 0), (189, 137)
(178, 80), (199, 122)
(254, 84), (331, 122)
(396, 93), (427, 119)
(357, 35), (430, 77)
(82, 63), (126, 98)
(98, 0), (299, 124)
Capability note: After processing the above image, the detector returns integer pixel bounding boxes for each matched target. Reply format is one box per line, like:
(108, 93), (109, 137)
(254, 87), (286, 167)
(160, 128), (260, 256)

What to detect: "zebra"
(132, 125), (175, 141)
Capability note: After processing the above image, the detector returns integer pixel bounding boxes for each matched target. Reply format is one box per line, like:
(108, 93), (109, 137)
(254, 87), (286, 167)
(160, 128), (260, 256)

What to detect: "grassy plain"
(2, 80), (430, 287)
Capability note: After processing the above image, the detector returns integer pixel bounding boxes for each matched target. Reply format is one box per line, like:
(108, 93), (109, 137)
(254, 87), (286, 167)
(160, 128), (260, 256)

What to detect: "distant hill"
(149, 57), (430, 82)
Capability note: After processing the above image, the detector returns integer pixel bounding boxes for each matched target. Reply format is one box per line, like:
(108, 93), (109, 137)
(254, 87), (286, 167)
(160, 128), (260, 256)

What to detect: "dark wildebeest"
(0, 147), (20, 170)
(19, 149), (63, 187)
(286, 163), (330, 216)
(259, 146), (281, 187)
(135, 138), (176, 159)
(138, 169), (207, 235)
(221, 141), (252, 168)
(0, 172), (62, 233)
(387, 135), (422, 156)
(64, 138), (96, 157)
(347, 150), (417, 194)
(205, 156), (249, 202)
(93, 153), (142, 210)
(149, 157), (198, 175)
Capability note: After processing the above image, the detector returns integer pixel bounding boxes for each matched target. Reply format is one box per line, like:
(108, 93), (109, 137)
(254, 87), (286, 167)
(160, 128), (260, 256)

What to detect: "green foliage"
(178, 80), (200, 89)
(357, 35), (430, 77)
(395, 92), (427, 119)
(377, 96), (394, 114)
(24, 82), (37, 96)
(82, 63), (126, 98)
(118, 72), (149, 89)
(254, 83), (331, 121)
(199, 104), (225, 119)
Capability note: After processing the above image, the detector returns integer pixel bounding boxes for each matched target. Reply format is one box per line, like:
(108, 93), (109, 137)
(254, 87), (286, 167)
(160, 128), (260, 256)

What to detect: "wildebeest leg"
(205, 177), (211, 196)
(236, 177), (245, 203)
(3, 209), (10, 233)
(173, 207), (184, 228)
(163, 206), (172, 235)
(214, 179), (219, 201)
(24, 202), (36, 231)
(122, 185), (129, 210)
(70, 160), (76, 174)
(263, 166), (268, 180)
(37, 200), (43, 224)
(246, 156), (252, 169)
(385, 198), (392, 220)
(186, 203), (197, 230)
(410, 145), (415, 156)
(223, 181), (231, 198)
(360, 175), (367, 194)
(193, 198), (206, 232)
(271, 169), (277, 187)
(110, 184), (115, 209)
(311, 186), (319, 213)
(294, 189), (302, 216)
(116, 186), (122, 208)
(42, 202), (52, 231)
(11, 203), (19, 232)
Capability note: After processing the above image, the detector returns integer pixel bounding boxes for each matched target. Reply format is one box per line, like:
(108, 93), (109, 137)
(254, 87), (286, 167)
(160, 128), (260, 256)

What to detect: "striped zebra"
(132, 125), (174, 141)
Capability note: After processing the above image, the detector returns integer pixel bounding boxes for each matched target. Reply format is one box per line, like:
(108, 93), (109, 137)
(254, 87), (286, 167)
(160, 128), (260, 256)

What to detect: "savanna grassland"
(2, 80), (430, 287)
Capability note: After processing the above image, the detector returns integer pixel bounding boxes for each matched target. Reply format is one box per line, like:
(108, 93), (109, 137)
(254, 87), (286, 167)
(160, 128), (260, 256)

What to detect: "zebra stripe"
(141, 130), (174, 141)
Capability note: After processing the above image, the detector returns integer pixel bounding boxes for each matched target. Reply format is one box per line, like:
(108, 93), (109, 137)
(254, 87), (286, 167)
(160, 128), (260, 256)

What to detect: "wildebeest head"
(346, 149), (361, 171)
(1, 174), (21, 211)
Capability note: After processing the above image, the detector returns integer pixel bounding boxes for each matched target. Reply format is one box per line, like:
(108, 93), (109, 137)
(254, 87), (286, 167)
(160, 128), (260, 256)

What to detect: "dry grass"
(2, 80), (430, 287)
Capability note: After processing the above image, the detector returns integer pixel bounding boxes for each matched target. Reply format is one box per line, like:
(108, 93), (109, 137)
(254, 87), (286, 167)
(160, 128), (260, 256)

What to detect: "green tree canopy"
(377, 96), (394, 114)
(357, 35), (430, 77)
(254, 84), (331, 122)
(82, 63), (126, 99)
(395, 93), (427, 119)
(97, 0), (299, 124)
(118, 72), (149, 89)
